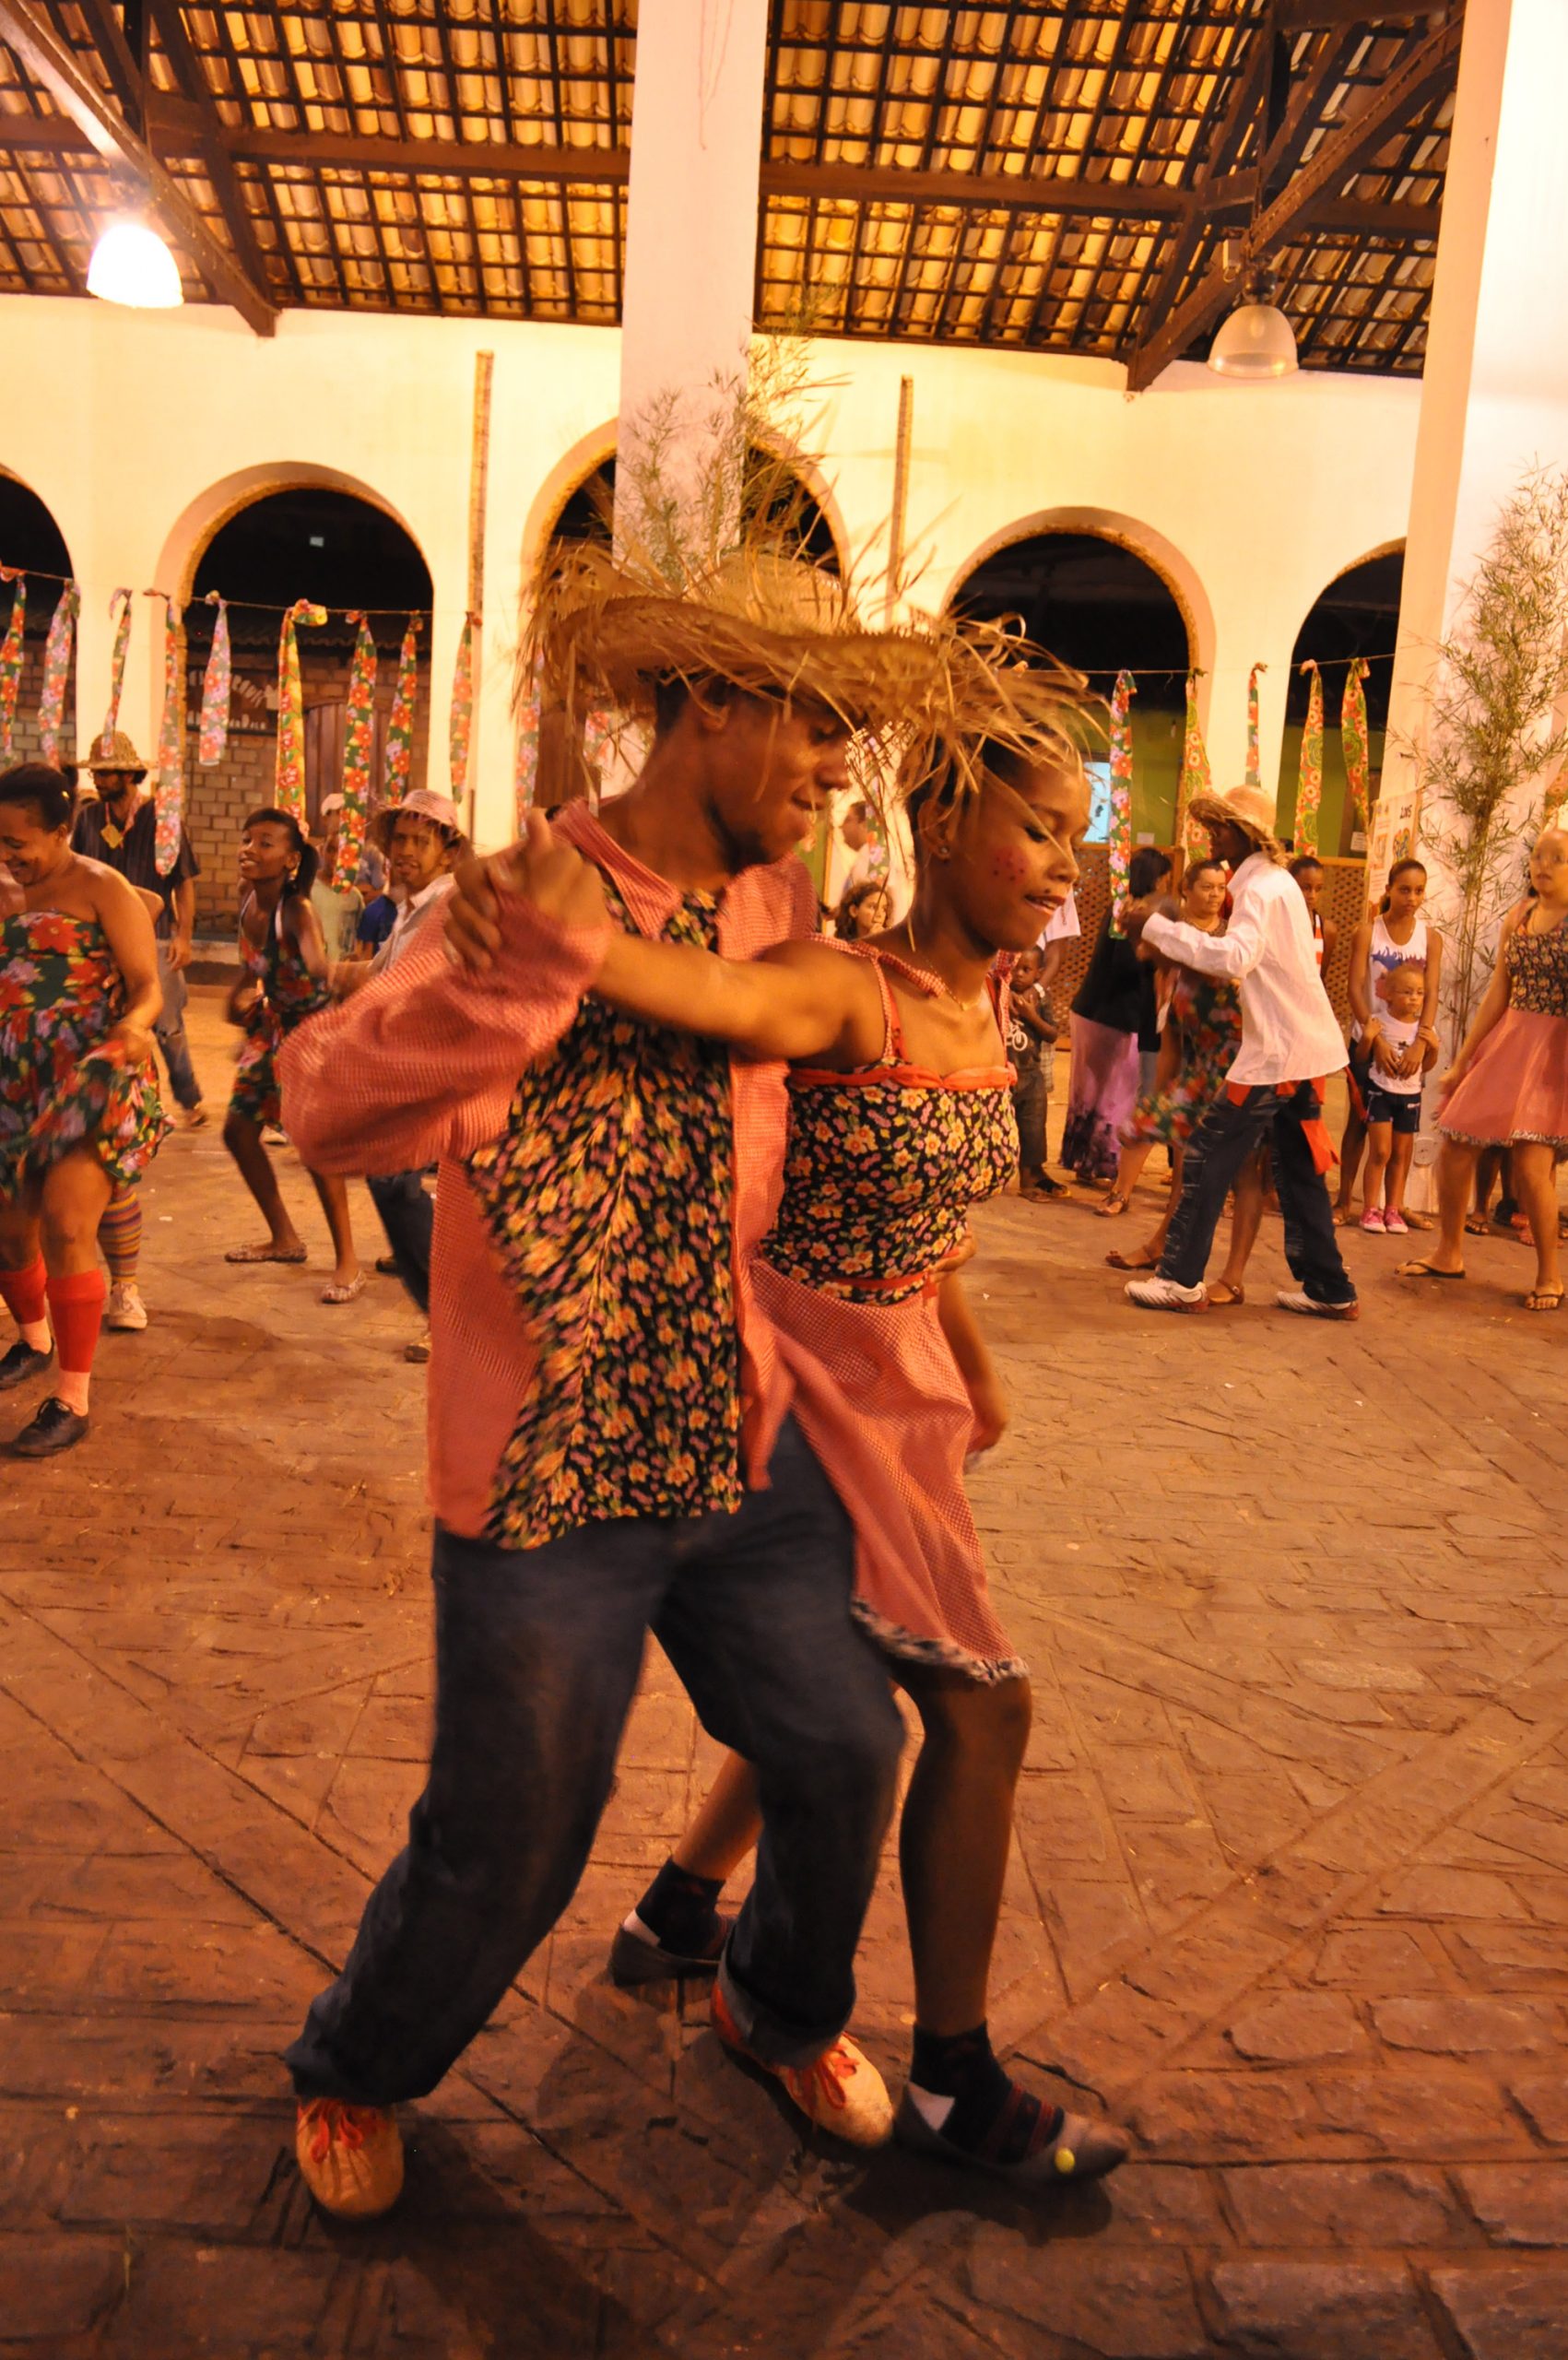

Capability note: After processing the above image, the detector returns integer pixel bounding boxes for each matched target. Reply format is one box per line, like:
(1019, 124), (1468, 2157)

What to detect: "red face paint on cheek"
(990, 851), (1029, 882)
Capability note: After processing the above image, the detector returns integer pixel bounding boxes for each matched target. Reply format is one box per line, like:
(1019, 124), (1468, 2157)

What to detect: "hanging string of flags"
(1106, 669), (1135, 915)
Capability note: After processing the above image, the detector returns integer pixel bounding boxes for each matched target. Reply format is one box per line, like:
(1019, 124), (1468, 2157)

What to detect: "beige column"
(615, 0), (769, 550)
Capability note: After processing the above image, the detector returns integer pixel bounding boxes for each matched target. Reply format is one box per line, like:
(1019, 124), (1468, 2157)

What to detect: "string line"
(0, 560), (431, 620)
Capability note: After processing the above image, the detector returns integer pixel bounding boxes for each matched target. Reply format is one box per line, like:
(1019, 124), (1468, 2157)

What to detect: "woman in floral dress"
(221, 808), (362, 1304)
(0, 762), (167, 1456)
(501, 724), (1129, 2189)
(1103, 857), (1265, 1304)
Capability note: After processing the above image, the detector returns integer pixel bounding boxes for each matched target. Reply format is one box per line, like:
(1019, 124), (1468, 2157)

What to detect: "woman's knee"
(913, 1670), (1033, 1772)
(222, 1110), (251, 1155)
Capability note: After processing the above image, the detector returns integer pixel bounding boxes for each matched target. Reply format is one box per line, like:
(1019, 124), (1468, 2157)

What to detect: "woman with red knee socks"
(0, 762), (168, 1456)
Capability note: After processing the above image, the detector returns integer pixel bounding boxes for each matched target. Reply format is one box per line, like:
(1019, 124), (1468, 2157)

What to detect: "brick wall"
(183, 645), (432, 934)
(6, 633), (76, 770)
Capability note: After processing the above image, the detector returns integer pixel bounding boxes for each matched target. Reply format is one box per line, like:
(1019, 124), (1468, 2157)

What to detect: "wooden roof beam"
(142, 0), (273, 304)
(1124, 11), (1460, 392)
(0, 0), (276, 331)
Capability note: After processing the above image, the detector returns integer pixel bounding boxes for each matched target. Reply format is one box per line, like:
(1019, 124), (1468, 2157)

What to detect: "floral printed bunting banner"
(449, 612), (477, 805)
(383, 616), (420, 808)
(38, 580), (79, 764)
(1340, 655), (1371, 835)
(1245, 662), (1267, 790)
(1107, 668), (1136, 914)
(1176, 669), (1211, 851)
(153, 595), (185, 877)
(276, 599), (327, 820)
(339, 613), (377, 879)
(1295, 660), (1325, 855)
(0, 572), (25, 757)
(514, 645), (543, 829)
(100, 587), (134, 746)
(199, 593), (231, 767)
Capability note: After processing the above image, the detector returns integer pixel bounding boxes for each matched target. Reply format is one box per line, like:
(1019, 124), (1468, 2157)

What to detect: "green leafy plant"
(1418, 465), (1568, 1037)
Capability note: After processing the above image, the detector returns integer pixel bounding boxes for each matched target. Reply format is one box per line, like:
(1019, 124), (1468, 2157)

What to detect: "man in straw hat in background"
(73, 730), (206, 1128)
(273, 533), (931, 2219)
(1120, 782), (1358, 1319)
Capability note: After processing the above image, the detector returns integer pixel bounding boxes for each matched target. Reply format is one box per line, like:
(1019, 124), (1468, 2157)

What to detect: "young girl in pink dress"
(1399, 825), (1568, 1310)
(511, 720), (1129, 2188)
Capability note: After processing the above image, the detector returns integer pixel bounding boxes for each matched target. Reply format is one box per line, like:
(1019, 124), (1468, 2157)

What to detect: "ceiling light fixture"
(1208, 268), (1298, 381)
(87, 216), (183, 310)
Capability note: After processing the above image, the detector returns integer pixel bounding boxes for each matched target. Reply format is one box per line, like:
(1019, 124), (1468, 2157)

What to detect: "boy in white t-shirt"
(1361, 962), (1440, 1234)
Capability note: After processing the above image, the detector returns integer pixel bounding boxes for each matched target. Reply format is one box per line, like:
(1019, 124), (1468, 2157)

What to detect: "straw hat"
(1185, 783), (1285, 862)
(87, 730), (147, 781)
(372, 786), (461, 848)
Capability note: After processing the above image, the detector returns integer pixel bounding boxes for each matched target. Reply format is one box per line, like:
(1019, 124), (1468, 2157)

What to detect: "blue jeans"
(285, 1418), (902, 2103)
(366, 1169), (433, 1314)
(1160, 1080), (1356, 1305)
(154, 944), (202, 1111)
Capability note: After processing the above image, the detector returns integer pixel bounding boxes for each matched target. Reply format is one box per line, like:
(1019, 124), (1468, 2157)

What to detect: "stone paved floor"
(2, 994), (1567, 2357)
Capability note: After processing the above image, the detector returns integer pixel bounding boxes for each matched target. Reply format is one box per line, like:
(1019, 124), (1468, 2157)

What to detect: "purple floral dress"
(0, 909), (168, 1200)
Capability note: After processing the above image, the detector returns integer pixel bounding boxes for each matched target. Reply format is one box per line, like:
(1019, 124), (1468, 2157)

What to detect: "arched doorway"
(951, 530), (1193, 845)
(183, 485), (432, 928)
(0, 471), (76, 768)
(1278, 547), (1404, 856)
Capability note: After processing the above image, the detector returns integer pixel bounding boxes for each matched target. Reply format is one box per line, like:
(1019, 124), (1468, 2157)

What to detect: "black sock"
(908, 2024), (1063, 2165)
(632, 1859), (726, 1959)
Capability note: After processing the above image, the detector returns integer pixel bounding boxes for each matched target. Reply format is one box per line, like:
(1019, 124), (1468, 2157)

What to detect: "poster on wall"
(186, 665), (276, 735)
(1362, 752), (1421, 904)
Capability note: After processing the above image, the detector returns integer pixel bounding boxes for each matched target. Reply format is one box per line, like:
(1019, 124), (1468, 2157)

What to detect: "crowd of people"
(0, 540), (1564, 2234)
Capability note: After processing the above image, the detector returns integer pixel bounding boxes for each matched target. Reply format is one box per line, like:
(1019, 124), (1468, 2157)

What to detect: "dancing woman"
(0, 762), (168, 1456)
(1399, 825), (1568, 1311)
(1060, 846), (1172, 1190)
(506, 710), (1129, 2187)
(222, 808), (362, 1303)
(1103, 856), (1264, 1304)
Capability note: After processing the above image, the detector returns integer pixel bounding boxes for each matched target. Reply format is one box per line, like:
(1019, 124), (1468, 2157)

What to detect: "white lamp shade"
(87, 218), (183, 310)
(1208, 299), (1298, 379)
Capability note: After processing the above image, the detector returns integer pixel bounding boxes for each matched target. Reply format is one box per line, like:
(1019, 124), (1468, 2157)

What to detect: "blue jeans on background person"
(366, 1169), (434, 1314)
(154, 942), (202, 1111)
(1159, 1080), (1356, 1305)
(285, 1417), (903, 2105)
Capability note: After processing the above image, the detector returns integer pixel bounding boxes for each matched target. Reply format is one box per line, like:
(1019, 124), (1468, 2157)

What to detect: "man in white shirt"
(839, 799), (887, 895)
(1121, 785), (1357, 1319)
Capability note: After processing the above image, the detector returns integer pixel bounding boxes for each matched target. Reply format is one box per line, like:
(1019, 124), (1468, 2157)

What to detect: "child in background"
(1008, 944), (1058, 1194)
(1362, 962), (1439, 1233)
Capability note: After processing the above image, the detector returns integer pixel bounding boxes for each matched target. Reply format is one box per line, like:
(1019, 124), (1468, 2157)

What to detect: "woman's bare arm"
(87, 863), (162, 1041)
(593, 932), (873, 1065)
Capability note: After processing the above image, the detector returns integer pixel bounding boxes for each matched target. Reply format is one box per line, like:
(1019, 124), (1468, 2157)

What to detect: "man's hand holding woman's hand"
(445, 812), (608, 974)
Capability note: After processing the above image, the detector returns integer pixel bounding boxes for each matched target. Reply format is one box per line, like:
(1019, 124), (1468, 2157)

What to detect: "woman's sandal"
(1463, 1214), (1491, 1237)
(1094, 1193), (1130, 1218)
(226, 1243), (307, 1265)
(1397, 1259), (1466, 1281)
(1331, 1206), (1360, 1228)
(1208, 1280), (1245, 1306)
(320, 1273), (367, 1305)
(1104, 1246), (1159, 1271)
(1526, 1286), (1564, 1313)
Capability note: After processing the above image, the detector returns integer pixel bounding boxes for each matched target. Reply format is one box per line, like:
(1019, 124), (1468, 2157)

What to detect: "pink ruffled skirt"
(1440, 1009), (1568, 1150)
(753, 1258), (1023, 1685)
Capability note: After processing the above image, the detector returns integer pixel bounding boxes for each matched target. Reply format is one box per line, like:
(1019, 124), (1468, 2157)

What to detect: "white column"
(1387, 0), (1568, 775)
(615, 0), (769, 546)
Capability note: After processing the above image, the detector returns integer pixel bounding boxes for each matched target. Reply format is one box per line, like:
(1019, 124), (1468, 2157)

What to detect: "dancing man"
(275, 555), (924, 2218)
(1122, 784), (1357, 1319)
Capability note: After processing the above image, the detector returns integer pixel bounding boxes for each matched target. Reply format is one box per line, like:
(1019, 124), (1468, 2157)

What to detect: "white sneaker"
(1125, 1276), (1207, 1313)
(1276, 1289), (1359, 1321)
(105, 1281), (148, 1331)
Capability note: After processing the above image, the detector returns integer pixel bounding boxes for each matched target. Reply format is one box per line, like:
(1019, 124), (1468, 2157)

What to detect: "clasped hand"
(445, 813), (608, 973)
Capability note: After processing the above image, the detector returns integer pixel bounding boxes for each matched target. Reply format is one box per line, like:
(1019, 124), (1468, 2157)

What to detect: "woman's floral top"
(762, 949), (1018, 1306)
(0, 909), (168, 1200)
(229, 896), (332, 1129)
(466, 879), (743, 1551)
(1508, 916), (1568, 1018)
(1126, 972), (1243, 1150)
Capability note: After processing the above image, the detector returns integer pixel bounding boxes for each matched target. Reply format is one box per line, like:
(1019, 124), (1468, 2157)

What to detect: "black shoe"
(608, 1910), (733, 1988)
(12, 1397), (89, 1457)
(0, 1338), (53, 1392)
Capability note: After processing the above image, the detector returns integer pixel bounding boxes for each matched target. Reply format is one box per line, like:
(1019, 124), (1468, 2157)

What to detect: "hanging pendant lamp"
(88, 215), (183, 310)
(1208, 267), (1297, 381)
